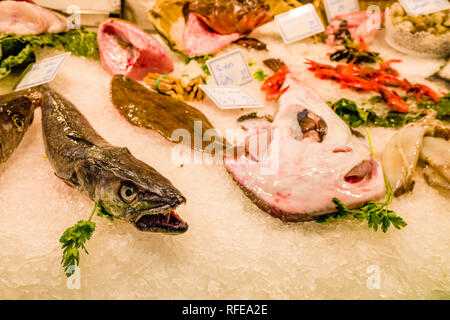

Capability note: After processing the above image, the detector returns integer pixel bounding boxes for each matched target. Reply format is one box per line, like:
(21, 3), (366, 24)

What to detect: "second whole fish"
(0, 89), (40, 164)
(40, 86), (188, 233)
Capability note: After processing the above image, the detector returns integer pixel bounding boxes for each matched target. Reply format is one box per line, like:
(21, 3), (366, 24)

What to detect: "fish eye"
(12, 114), (24, 132)
(120, 184), (137, 203)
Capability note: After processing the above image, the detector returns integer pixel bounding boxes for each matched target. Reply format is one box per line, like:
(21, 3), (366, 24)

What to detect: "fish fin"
(54, 172), (79, 188)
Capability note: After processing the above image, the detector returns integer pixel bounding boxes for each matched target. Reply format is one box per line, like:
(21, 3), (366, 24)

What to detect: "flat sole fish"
(224, 75), (386, 221)
(110, 75), (227, 153)
(41, 86), (188, 233)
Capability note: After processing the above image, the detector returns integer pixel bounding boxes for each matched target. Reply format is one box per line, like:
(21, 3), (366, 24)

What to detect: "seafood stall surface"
(0, 17), (449, 300)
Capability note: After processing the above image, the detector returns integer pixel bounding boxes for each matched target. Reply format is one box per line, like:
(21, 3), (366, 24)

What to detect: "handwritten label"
(275, 4), (325, 44)
(199, 85), (262, 110)
(323, 0), (359, 22)
(15, 53), (70, 91)
(399, 0), (450, 16)
(206, 50), (252, 86)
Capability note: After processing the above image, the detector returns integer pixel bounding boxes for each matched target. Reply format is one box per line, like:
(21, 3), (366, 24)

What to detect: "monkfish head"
(0, 89), (39, 163)
(76, 148), (188, 234)
(224, 75), (386, 221)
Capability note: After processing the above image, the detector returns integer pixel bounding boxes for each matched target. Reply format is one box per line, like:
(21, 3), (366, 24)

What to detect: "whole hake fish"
(41, 86), (188, 233)
(0, 89), (40, 164)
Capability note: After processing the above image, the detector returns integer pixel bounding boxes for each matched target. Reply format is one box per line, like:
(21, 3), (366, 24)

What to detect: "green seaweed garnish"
(330, 98), (426, 128)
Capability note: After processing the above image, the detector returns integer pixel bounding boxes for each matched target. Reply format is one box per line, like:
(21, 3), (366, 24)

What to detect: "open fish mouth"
(133, 209), (188, 234)
(132, 201), (188, 233)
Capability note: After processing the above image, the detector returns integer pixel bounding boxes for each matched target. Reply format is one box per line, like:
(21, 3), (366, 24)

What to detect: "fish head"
(224, 76), (386, 220)
(184, 0), (272, 35)
(78, 148), (188, 234)
(0, 90), (37, 162)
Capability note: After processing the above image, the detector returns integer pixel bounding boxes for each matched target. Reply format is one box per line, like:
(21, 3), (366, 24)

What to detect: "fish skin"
(40, 86), (188, 233)
(0, 89), (39, 164)
(183, 13), (241, 57)
(110, 75), (227, 153)
(184, 0), (272, 35)
(0, 1), (68, 36)
(224, 75), (386, 221)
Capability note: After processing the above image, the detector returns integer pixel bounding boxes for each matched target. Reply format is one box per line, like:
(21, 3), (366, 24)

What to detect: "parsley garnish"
(368, 95), (384, 104)
(317, 129), (407, 232)
(185, 54), (215, 65)
(60, 201), (113, 277)
(253, 68), (268, 81)
(201, 64), (211, 76)
(330, 98), (425, 128)
(417, 93), (450, 122)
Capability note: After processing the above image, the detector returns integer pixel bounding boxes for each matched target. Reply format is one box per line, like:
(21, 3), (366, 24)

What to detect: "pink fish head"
(98, 18), (174, 80)
(224, 75), (386, 221)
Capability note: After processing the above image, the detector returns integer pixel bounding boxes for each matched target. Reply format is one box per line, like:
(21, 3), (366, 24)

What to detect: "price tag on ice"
(399, 0), (450, 16)
(199, 85), (262, 110)
(323, 0), (359, 22)
(206, 49), (253, 86)
(14, 52), (70, 91)
(275, 4), (325, 44)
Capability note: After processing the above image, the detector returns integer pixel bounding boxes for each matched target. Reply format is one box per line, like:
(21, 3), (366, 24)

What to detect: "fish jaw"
(183, 13), (241, 57)
(224, 77), (386, 220)
(75, 152), (188, 234)
(98, 18), (174, 80)
(132, 209), (188, 234)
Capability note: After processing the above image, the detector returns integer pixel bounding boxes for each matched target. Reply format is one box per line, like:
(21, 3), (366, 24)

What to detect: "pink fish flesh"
(183, 13), (241, 57)
(224, 75), (386, 221)
(0, 1), (68, 35)
(325, 11), (381, 47)
(98, 19), (174, 80)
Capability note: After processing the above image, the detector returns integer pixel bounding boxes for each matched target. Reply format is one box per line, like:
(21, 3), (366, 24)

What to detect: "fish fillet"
(0, 1), (68, 36)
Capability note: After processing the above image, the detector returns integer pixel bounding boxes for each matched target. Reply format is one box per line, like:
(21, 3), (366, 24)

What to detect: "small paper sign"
(399, 0), (450, 16)
(275, 4), (325, 44)
(200, 85), (262, 109)
(206, 49), (253, 86)
(323, 0), (360, 22)
(14, 52), (70, 91)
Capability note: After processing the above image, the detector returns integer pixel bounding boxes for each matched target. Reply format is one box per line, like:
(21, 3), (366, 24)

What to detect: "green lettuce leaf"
(0, 29), (98, 80)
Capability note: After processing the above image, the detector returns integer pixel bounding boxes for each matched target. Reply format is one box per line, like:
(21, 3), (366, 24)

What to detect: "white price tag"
(275, 4), (325, 44)
(399, 0), (450, 16)
(14, 53), (70, 91)
(206, 49), (252, 86)
(323, 0), (360, 22)
(200, 85), (262, 110)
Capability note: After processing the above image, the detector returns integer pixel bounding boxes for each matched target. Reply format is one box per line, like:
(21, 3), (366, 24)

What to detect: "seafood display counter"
(0, 0), (449, 299)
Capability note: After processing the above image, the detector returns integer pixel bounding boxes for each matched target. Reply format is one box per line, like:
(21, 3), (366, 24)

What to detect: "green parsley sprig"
(253, 68), (268, 81)
(60, 201), (114, 277)
(184, 54), (214, 76)
(317, 129), (407, 232)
